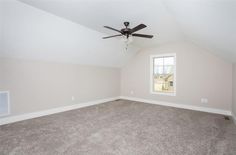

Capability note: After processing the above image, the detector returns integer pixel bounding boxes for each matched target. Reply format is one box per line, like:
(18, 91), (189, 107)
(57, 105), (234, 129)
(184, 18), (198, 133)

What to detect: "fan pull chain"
(125, 43), (128, 51)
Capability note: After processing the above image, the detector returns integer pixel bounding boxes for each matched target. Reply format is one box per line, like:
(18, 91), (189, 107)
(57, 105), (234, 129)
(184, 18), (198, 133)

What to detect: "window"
(0, 91), (10, 116)
(150, 54), (176, 96)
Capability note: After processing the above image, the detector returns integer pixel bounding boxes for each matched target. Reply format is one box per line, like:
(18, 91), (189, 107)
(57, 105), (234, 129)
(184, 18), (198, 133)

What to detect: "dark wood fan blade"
(132, 33), (153, 38)
(104, 26), (122, 33)
(130, 24), (147, 33)
(102, 34), (122, 39)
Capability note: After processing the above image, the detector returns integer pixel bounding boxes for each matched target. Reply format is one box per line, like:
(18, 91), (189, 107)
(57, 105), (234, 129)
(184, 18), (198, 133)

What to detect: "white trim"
(150, 53), (176, 96)
(120, 96), (232, 116)
(0, 91), (10, 117)
(0, 97), (119, 126)
(1, 96), (233, 126)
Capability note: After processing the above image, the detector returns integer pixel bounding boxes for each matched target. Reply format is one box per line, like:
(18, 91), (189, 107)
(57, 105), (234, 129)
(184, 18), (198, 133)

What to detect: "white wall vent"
(0, 91), (10, 117)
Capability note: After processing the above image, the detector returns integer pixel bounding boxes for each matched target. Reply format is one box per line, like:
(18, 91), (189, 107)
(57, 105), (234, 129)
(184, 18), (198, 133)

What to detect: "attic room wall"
(233, 64), (236, 118)
(0, 1), (3, 53)
(121, 42), (232, 112)
(0, 58), (120, 116)
(0, 0), (121, 117)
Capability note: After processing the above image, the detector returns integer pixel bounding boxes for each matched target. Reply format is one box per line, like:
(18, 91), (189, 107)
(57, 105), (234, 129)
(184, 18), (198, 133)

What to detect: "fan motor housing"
(121, 28), (131, 33)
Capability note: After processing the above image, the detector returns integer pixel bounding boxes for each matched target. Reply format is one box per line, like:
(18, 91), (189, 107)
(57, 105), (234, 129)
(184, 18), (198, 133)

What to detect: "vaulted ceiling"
(19, 0), (236, 62)
(19, 0), (184, 48)
(1, 0), (236, 66)
(163, 0), (236, 62)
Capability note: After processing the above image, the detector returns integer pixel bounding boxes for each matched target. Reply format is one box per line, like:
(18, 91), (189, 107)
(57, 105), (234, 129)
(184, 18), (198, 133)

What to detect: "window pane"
(154, 58), (163, 66)
(154, 66), (163, 74)
(153, 74), (174, 93)
(164, 57), (174, 65)
(152, 55), (175, 94)
(164, 66), (173, 74)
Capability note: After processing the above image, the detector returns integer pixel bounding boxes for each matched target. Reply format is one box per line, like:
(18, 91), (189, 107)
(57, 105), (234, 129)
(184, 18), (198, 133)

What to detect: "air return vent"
(0, 91), (10, 116)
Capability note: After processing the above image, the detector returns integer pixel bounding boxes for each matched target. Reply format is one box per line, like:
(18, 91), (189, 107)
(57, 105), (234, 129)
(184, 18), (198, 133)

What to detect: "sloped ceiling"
(18, 0), (185, 48)
(163, 0), (236, 62)
(1, 0), (236, 66)
(0, 0), (139, 68)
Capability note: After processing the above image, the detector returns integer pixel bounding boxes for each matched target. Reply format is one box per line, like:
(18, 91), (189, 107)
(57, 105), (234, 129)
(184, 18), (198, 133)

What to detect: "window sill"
(0, 113), (10, 117)
(150, 91), (176, 96)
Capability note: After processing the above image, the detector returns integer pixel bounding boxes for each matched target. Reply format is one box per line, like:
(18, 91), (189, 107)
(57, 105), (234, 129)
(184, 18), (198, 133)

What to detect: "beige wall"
(0, 58), (120, 116)
(233, 64), (236, 116)
(0, 42), (234, 117)
(121, 42), (232, 111)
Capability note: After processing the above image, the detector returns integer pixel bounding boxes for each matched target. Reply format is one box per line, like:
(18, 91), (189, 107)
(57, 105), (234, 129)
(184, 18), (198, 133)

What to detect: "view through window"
(151, 54), (176, 95)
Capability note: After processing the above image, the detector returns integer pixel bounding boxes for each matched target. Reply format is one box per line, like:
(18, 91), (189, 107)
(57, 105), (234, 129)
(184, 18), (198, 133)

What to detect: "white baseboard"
(0, 97), (119, 126)
(0, 96), (233, 126)
(120, 96), (232, 116)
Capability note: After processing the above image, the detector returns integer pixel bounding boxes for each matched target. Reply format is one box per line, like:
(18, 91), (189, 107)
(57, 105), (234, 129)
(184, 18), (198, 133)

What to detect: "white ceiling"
(19, 0), (185, 48)
(1, 0), (139, 68)
(2, 0), (236, 64)
(163, 0), (236, 62)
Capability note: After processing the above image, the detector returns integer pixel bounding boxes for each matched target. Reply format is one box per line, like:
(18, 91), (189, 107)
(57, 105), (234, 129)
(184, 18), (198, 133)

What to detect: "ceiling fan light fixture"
(121, 35), (133, 44)
(103, 22), (153, 50)
(128, 35), (133, 43)
(103, 22), (153, 41)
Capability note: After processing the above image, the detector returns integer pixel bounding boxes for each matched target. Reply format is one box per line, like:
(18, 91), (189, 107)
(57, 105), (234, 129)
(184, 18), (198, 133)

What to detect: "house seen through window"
(151, 54), (176, 96)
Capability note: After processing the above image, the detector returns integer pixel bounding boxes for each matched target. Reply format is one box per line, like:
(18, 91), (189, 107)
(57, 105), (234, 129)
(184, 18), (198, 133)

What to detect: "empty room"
(0, 0), (236, 154)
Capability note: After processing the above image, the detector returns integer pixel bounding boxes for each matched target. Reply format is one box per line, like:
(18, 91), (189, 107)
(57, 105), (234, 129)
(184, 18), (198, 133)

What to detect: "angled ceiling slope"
(2, 0), (236, 65)
(18, 0), (185, 48)
(163, 0), (236, 62)
(1, 0), (139, 68)
(20, 0), (236, 63)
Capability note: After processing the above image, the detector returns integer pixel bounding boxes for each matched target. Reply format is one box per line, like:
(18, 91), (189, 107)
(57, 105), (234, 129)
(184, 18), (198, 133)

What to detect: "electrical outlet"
(201, 98), (208, 103)
(71, 96), (75, 101)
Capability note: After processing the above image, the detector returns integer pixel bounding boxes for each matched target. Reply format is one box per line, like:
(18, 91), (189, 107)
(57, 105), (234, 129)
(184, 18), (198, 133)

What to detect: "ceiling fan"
(103, 22), (154, 39)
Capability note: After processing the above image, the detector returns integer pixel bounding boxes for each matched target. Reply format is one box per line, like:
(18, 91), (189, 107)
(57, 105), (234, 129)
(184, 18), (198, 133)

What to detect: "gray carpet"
(0, 100), (236, 155)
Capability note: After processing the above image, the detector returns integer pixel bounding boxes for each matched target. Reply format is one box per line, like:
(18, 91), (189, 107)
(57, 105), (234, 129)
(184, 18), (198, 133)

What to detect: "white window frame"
(150, 53), (176, 96)
(0, 91), (10, 117)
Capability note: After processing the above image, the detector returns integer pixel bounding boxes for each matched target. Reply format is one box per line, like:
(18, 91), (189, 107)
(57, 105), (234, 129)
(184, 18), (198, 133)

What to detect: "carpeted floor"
(0, 99), (236, 155)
